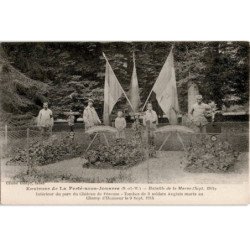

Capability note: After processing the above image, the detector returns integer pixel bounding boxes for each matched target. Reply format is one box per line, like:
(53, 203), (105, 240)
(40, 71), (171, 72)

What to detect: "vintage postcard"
(0, 41), (249, 204)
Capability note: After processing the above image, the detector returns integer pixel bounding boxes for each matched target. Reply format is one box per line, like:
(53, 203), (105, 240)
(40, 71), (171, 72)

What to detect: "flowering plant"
(8, 135), (83, 166)
(205, 101), (220, 122)
(83, 139), (145, 169)
(184, 135), (239, 173)
(82, 120), (156, 169)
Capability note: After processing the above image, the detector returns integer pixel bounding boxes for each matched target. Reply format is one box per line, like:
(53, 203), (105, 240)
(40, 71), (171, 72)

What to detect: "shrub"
(184, 135), (239, 173)
(7, 135), (84, 166)
(83, 139), (145, 169)
(82, 122), (156, 169)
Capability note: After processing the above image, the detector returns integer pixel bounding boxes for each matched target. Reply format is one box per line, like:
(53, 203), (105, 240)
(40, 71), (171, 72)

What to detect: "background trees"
(1, 41), (248, 123)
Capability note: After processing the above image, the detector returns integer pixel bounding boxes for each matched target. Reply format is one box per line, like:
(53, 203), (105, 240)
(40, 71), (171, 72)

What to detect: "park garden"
(0, 42), (248, 183)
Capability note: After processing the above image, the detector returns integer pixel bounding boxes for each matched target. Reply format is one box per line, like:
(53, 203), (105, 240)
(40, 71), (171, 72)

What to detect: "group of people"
(37, 95), (211, 139)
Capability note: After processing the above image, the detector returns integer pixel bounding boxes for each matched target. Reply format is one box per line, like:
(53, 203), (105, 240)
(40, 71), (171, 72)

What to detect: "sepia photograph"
(0, 41), (248, 187)
(1, 2), (250, 250)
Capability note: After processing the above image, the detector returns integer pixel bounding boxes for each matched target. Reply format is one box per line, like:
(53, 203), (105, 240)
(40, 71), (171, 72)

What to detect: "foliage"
(7, 120), (156, 169)
(184, 135), (239, 173)
(131, 117), (144, 142)
(82, 123), (156, 169)
(1, 42), (248, 124)
(13, 171), (131, 183)
(83, 140), (145, 169)
(7, 135), (84, 166)
(205, 101), (220, 121)
(0, 45), (48, 126)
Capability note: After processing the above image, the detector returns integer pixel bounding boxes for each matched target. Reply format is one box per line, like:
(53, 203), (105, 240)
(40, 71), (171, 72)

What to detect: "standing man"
(190, 95), (210, 133)
(143, 103), (158, 145)
(83, 99), (101, 130)
(37, 102), (53, 137)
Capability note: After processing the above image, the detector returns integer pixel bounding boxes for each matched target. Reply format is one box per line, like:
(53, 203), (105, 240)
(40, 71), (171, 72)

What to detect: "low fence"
(0, 126), (41, 148)
(0, 123), (249, 146)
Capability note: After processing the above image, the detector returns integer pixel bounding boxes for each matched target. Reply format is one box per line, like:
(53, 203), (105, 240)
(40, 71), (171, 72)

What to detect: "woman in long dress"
(83, 99), (101, 130)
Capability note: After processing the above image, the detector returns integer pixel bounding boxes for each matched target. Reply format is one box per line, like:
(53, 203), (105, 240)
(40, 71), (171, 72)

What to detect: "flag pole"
(141, 86), (154, 111)
(102, 52), (135, 113)
(120, 81), (135, 113)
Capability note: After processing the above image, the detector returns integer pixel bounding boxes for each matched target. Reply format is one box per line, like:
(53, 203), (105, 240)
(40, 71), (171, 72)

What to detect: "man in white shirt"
(143, 103), (158, 145)
(190, 95), (210, 133)
(37, 102), (53, 137)
(83, 99), (101, 130)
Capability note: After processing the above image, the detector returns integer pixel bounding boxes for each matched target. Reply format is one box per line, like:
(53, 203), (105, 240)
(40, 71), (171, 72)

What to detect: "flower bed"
(84, 140), (136, 169)
(7, 135), (84, 166)
(184, 135), (239, 173)
(82, 138), (156, 169)
(7, 122), (156, 170)
(82, 121), (156, 169)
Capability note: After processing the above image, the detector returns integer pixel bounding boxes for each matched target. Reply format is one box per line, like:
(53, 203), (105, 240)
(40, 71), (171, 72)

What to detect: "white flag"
(102, 53), (135, 125)
(152, 49), (179, 124)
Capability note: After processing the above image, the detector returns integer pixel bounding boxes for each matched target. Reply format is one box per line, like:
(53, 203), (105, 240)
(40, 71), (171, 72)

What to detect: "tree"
(1, 41), (248, 124)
